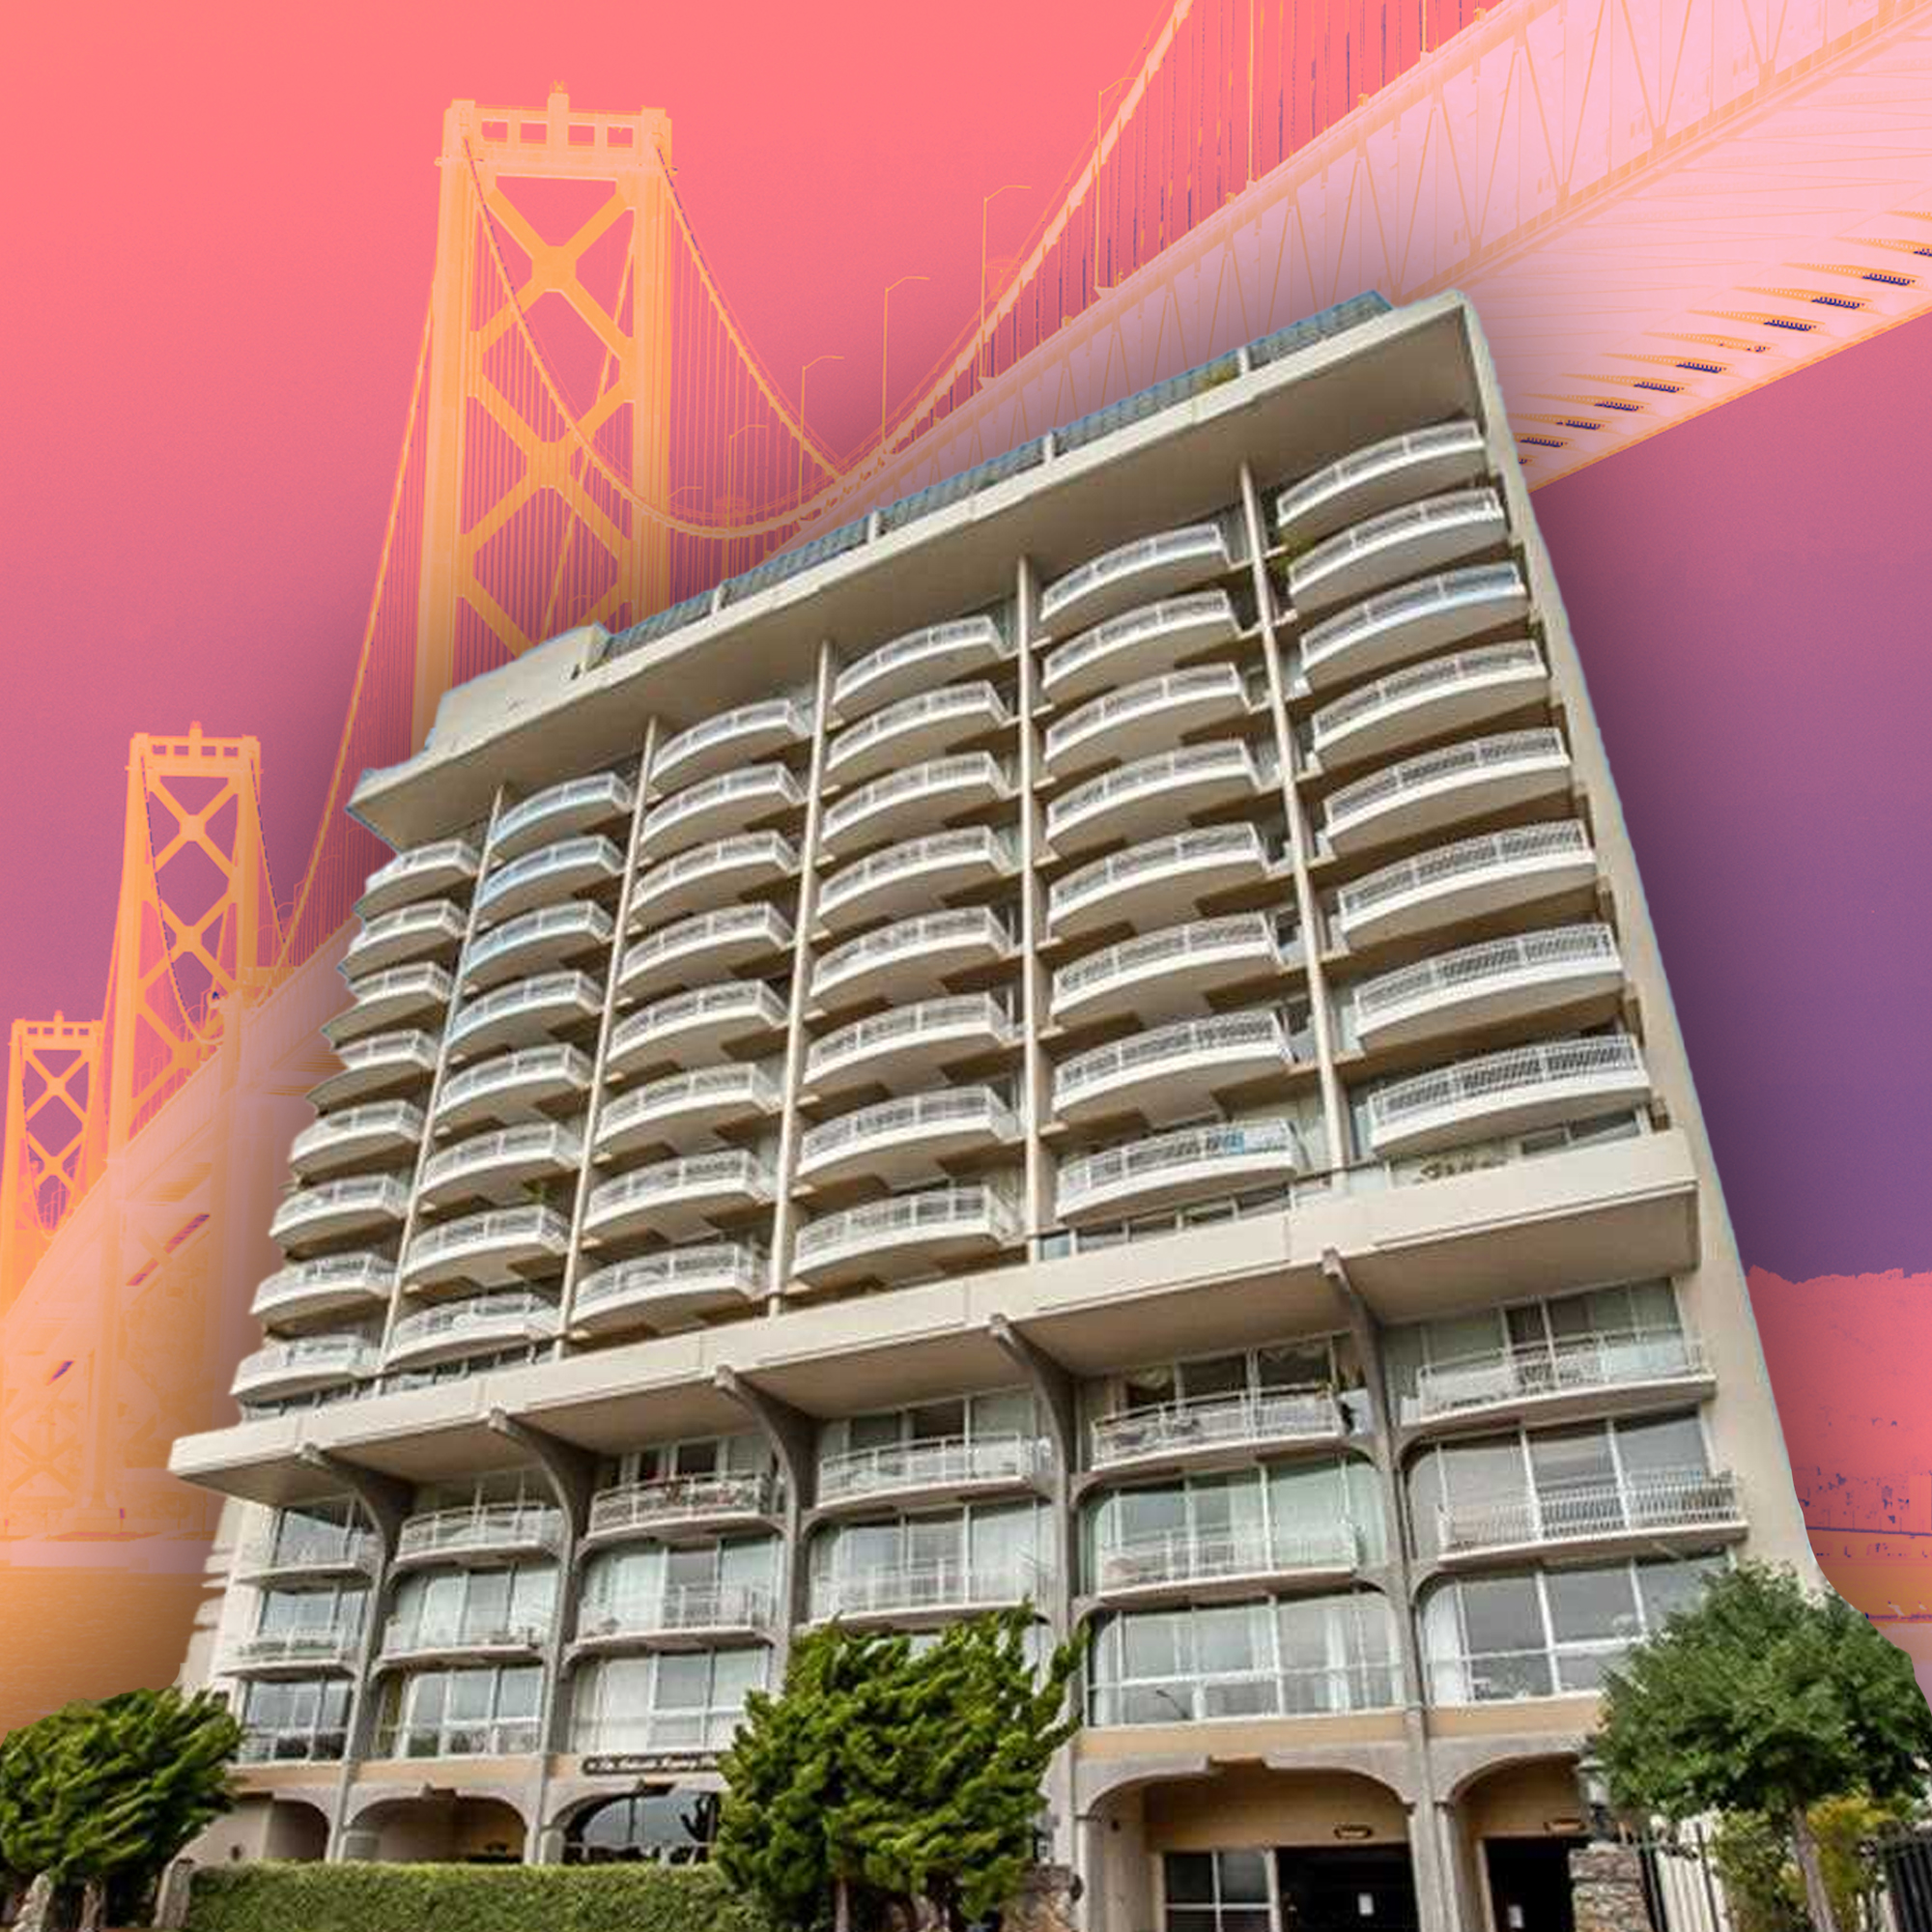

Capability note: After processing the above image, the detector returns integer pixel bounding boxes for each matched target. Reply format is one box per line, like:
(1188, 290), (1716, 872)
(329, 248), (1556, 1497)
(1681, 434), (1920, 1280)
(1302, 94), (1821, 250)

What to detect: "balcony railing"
(1094, 1522), (1360, 1594)
(793, 1183), (1022, 1272)
(1353, 924), (1620, 1033)
(1412, 1331), (1710, 1423)
(342, 902), (465, 973)
(1048, 825), (1273, 932)
(608, 982), (788, 1066)
(1435, 1467), (1743, 1557)
(1045, 742), (1268, 850)
(570, 1711), (746, 1757)
(1289, 487), (1506, 605)
(639, 763), (805, 851)
(461, 904), (614, 992)
(238, 1728), (349, 1765)
(402, 1205), (571, 1282)
(446, 971), (602, 1053)
(250, 1253), (393, 1323)
(1336, 821), (1593, 930)
(1050, 914), (1291, 1015)
(231, 1335), (381, 1400)
(1039, 524), (1232, 627)
(270, 1176), (409, 1244)
(797, 1088), (1019, 1179)
(1040, 589), (1239, 696)
(1274, 420), (1486, 533)
(834, 615), (1009, 715)
(651, 697), (811, 788)
(810, 1560), (1037, 1622)
(573, 1243), (768, 1325)
(357, 839), (479, 918)
(386, 1291), (558, 1366)
(490, 772), (635, 858)
(595, 1066), (781, 1148)
(811, 908), (1013, 1005)
(1057, 1118), (1301, 1217)
(817, 1434), (1043, 1505)
(434, 1043), (592, 1122)
(827, 682), (1011, 780)
(475, 835), (622, 918)
(1053, 1010), (1292, 1112)
(584, 1152), (776, 1227)
(576, 1584), (775, 1644)
(1322, 728), (1569, 844)
(821, 753), (1013, 851)
(629, 832), (799, 919)
(240, 1523), (378, 1578)
(805, 996), (1018, 1089)
(419, 1122), (582, 1196)
(229, 1629), (360, 1672)
(373, 1719), (541, 1759)
(1044, 664), (1251, 770)
(816, 827), (1017, 923)
(327, 963), (450, 1044)
(1091, 1388), (1345, 1468)
(381, 1615), (549, 1659)
(289, 1102), (422, 1174)
(620, 905), (792, 995)
(1301, 562), (1528, 683)
(587, 1472), (776, 1538)
(1365, 1035), (1647, 1146)
(1309, 639), (1544, 755)
(393, 1502), (564, 1563)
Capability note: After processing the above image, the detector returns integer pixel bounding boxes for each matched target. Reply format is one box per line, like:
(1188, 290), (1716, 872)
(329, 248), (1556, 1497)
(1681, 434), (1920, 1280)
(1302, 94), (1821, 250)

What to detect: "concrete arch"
(343, 1790), (531, 1864)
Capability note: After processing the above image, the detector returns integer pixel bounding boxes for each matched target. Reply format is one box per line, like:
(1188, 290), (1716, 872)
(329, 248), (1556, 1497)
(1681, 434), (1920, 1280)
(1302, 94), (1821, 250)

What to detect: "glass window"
(1459, 1576), (1552, 1700)
(1615, 1412), (1709, 1476)
(1545, 1565), (1639, 1645)
(1178, 1353), (1247, 1402)
(1636, 1554), (1725, 1630)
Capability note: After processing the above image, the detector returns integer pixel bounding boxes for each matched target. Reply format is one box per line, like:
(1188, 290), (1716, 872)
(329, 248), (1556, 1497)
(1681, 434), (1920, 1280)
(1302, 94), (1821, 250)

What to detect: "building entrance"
(1484, 1836), (1582, 1932)
(1275, 1845), (1420, 1932)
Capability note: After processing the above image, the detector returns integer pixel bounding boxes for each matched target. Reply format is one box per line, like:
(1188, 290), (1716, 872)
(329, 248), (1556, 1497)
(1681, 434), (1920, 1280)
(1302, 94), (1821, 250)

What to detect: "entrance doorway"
(1276, 1846), (1420, 1932)
(1484, 1837), (1582, 1932)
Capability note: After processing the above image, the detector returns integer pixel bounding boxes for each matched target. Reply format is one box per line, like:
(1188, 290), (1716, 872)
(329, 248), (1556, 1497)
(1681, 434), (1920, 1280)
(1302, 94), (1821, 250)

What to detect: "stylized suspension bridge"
(3, 0), (1930, 1562)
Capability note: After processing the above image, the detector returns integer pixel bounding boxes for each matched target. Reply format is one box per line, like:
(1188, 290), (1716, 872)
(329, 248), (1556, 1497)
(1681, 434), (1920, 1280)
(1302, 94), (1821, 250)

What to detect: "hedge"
(185, 1861), (774, 1932)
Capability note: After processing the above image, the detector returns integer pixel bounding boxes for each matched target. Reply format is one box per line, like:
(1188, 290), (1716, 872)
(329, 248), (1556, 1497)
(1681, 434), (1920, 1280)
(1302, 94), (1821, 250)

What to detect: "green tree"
(717, 1607), (1083, 1932)
(0, 1686), (242, 1932)
(1593, 1562), (1932, 1932)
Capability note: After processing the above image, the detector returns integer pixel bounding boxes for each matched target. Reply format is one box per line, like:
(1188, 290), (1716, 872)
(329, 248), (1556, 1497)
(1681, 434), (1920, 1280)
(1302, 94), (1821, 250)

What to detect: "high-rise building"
(169, 290), (1805, 1931)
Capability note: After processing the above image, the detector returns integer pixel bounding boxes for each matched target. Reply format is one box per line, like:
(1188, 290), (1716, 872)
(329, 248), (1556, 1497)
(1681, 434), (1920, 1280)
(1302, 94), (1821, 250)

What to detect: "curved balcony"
(1434, 1467), (1744, 1567)
(341, 900), (466, 980)
(1090, 1387), (1348, 1475)
(379, 1615), (548, 1665)
(804, 996), (1018, 1099)
(651, 696), (810, 791)
(1407, 1330), (1714, 1433)
(236, 1524), (379, 1586)
(418, 1122), (582, 1210)
(606, 982), (788, 1080)
(629, 832), (799, 926)
(792, 1183), (1022, 1289)
(289, 1101), (423, 1181)
(490, 772), (635, 862)
(585, 1471), (778, 1545)
(1047, 825), (1277, 941)
(1041, 589), (1242, 705)
(583, 1151), (776, 1243)
(461, 903), (612, 992)
(810, 908), (1014, 1012)
(231, 1334), (381, 1405)
(433, 1043), (591, 1132)
(827, 682), (1012, 786)
(820, 753), (1013, 858)
(385, 1291), (558, 1370)
(356, 840), (480, 922)
(392, 1501), (565, 1569)
(1321, 729), (1571, 858)
(1336, 821), (1598, 948)
(1040, 522), (1236, 635)
(594, 1065), (781, 1162)
(1352, 923), (1623, 1050)
(1310, 640), (1548, 771)
(1043, 665), (1254, 778)
(400, 1204), (571, 1291)
(1274, 419), (1488, 546)
(1045, 742), (1270, 859)
(618, 905), (792, 1005)
(1091, 1523), (1360, 1607)
(446, 971), (603, 1061)
(1300, 562), (1530, 691)
(1289, 487), (1509, 615)
(475, 835), (623, 923)
(797, 1087), (1020, 1188)
(810, 1561), (1036, 1628)
(227, 1630), (361, 1678)
(816, 828), (1017, 935)
(638, 763), (805, 859)
(1363, 1034), (1650, 1157)
(325, 964), (451, 1048)
(833, 614), (1010, 719)
(309, 1030), (439, 1111)
(573, 1584), (774, 1654)
(571, 1241), (767, 1337)
(1056, 1118), (1302, 1222)
(816, 1435), (1045, 1514)
(270, 1175), (410, 1252)
(250, 1253), (394, 1329)
(1050, 914), (1293, 1029)
(1053, 1010), (1298, 1124)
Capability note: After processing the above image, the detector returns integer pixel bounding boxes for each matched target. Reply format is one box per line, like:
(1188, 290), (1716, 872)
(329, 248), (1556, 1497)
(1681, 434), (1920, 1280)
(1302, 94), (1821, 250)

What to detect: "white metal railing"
(1039, 523), (1231, 624)
(588, 1471), (775, 1535)
(577, 1583), (774, 1641)
(337, 963), (450, 1017)
(290, 1101), (422, 1168)
(374, 1719), (541, 1758)
(403, 1205), (570, 1274)
(834, 615), (1008, 712)
(822, 753), (1012, 847)
(360, 839), (478, 904)
(1367, 1035), (1645, 1134)
(1052, 914), (1284, 1006)
(1412, 1330), (1709, 1421)
(381, 1614), (549, 1658)
(1091, 1387), (1344, 1467)
(330, 1029), (439, 1077)
(237, 1727), (349, 1765)
(1054, 1010), (1288, 1107)
(1049, 824), (1270, 926)
(1041, 588), (1238, 689)
(639, 763), (804, 848)
(420, 1122), (581, 1193)
(476, 835), (622, 914)
(436, 1043), (591, 1116)
(492, 774), (632, 854)
(241, 1523), (378, 1577)
(1436, 1467), (1742, 1555)
(229, 1629), (359, 1670)
(811, 1560), (1036, 1621)
(585, 1151), (776, 1221)
(596, 1066), (780, 1142)
(1044, 665), (1248, 766)
(812, 908), (1012, 1000)
(799, 1089), (1018, 1174)
(1291, 487), (1505, 594)
(1337, 821), (1591, 925)
(462, 903), (611, 982)
(387, 1291), (558, 1360)
(828, 682), (1011, 775)
(1356, 924), (1619, 1024)
(1046, 742), (1266, 845)
(251, 1253), (393, 1319)
(394, 1501), (564, 1562)
(652, 698), (810, 786)
(447, 971), (600, 1048)
(1095, 1522), (1360, 1592)
(233, 1336), (381, 1395)
(630, 832), (799, 911)
(794, 1184), (1022, 1265)
(574, 1243), (767, 1316)
(346, 901), (464, 957)
(1324, 728), (1567, 837)
(806, 996), (1016, 1086)
(271, 1175), (409, 1237)
(1058, 1118), (1300, 1212)
(1274, 420), (1485, 529)
(818, 1433), (1042, 1503)
(622, 905), (791, 984)
(817, 828), (1016, 919)
(1311, 639), (1544, 746)
(610, 982), (788, 1063)
(1302, 562), (1526, 675)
